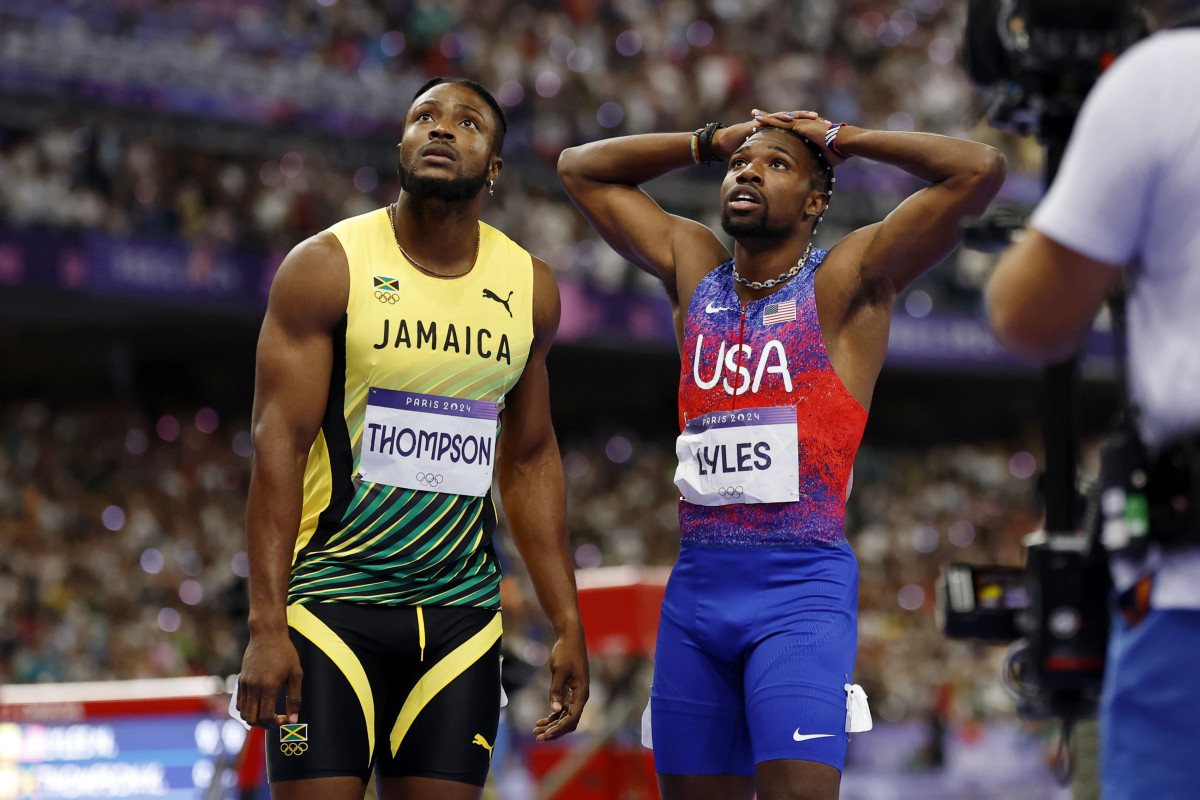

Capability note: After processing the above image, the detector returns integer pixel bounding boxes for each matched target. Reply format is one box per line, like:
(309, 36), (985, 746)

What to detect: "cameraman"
(987, 9), (1200, 799)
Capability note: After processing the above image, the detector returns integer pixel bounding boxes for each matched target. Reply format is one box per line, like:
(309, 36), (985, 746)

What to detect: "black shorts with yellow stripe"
(266, 602), (502, 786)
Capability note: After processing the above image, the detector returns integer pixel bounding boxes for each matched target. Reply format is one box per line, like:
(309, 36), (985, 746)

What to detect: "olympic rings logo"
(416, 472), (443, 487)
(718, 486), (744, 499)
(375, 290), (399, 304)
(280, 742), (308, 756)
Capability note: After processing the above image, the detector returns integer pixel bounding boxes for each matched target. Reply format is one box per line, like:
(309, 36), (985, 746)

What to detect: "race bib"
(673, 406), (799, 506)
(359, 388), (498, 497)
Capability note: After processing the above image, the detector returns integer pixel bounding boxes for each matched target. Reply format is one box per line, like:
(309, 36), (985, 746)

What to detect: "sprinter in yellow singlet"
(235, 78), (589, 800)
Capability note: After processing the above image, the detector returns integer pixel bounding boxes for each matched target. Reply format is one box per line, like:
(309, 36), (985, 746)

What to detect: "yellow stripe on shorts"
(287, 604), (375, 765)
(389, 612), (502, 755)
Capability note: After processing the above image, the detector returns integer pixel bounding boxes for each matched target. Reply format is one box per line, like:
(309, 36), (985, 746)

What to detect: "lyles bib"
(674, 406), (800, 506)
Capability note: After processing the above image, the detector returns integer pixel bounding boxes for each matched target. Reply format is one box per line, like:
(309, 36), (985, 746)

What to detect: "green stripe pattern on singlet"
(289, 482), (499, 608)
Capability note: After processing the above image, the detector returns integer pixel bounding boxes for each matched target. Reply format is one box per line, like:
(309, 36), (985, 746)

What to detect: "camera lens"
(1048, 607), (1082, 639)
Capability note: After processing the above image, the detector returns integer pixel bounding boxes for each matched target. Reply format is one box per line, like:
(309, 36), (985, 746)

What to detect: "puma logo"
(482, 288), (513, 317)
(472, 733), (493, 760)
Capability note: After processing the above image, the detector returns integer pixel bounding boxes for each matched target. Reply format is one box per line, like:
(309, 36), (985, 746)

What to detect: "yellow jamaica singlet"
(287, 207), (534, 609)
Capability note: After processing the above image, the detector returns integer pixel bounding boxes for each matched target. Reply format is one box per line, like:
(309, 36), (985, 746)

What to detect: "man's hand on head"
(711, 119), (762, 162)
(752, 109), (848, 167)
(712, 110), (818, 162)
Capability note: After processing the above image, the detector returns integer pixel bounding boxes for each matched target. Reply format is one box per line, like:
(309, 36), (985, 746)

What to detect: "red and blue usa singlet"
(675, 248), (867, 547)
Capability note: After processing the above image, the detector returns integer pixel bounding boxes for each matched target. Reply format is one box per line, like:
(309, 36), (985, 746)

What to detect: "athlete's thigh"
(755, 758), (840, 800)
(658, 773), (755, 800)
(650, 554), (753, 777)
(270, 776), (366, 800)
(267, 603), (394, 785)
(377, 606), (502, 787)
(743, 546), (858, 773)
(377, 775), (482, 800)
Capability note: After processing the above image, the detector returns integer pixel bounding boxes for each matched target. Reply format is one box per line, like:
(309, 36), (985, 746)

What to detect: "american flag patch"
(763, 299), (797, 325)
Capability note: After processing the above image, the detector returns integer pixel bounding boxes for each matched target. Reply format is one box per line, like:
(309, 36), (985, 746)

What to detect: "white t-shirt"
(1032, 28), (1200, 451)
(1032, 28), (1200, 606)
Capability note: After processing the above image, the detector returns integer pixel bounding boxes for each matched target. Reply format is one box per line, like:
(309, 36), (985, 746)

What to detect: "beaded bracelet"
(824, 122), (852, 159)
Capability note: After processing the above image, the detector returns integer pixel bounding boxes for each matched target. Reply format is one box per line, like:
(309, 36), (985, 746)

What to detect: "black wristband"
(694, 122), (726, 164)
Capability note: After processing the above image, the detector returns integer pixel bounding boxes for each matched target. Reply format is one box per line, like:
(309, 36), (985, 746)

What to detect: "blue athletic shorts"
(1101, 607), (1200, 799)
(650, 543), (858, 775)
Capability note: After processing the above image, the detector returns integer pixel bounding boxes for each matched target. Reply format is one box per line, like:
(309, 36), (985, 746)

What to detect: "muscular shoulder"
(671, 216), (731, 308)
(267, 231), (350, 332)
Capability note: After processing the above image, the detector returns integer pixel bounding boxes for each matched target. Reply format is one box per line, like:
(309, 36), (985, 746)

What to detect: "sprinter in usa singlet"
(560, 102), (1004, 799)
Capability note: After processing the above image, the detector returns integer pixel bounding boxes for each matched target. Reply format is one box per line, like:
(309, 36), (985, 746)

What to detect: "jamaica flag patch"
(280, 723), (308, 742)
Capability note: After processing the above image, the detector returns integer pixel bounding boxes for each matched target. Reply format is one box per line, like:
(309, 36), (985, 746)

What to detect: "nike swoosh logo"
(705, 303), (733, 314)
(793, 731), (836, 742)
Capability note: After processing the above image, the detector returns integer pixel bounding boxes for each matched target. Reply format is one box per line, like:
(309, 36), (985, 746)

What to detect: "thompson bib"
(359, 387), (499, 497)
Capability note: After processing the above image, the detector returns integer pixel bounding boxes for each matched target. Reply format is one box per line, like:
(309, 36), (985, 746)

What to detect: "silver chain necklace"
(388, 203), (479, 278)
(731, 242), (812, 290)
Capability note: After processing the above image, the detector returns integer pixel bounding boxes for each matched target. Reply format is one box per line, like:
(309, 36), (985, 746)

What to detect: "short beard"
(720, 200), (788, 241)
(397, 160), (487, 204)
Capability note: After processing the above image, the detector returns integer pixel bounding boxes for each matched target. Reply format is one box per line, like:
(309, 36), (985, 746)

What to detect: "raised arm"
(557, 126), (756, 301)
(839, 127), (1006, 292)
(757, 115), (1006, 294)
(236, 233), (348, 729)
(495, 257), (589, 742)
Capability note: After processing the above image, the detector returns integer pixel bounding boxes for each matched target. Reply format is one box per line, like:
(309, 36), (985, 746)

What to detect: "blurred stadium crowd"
(2, 0), (988, 145)
(0, 0), (1042, 300)
(0, 399), (1042, 739)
